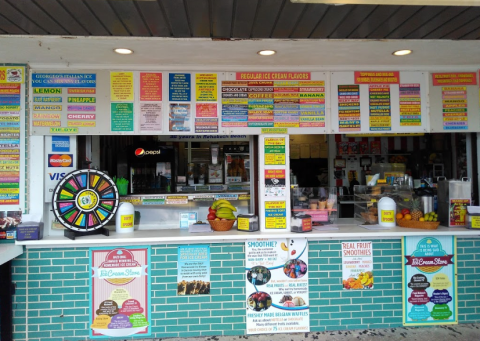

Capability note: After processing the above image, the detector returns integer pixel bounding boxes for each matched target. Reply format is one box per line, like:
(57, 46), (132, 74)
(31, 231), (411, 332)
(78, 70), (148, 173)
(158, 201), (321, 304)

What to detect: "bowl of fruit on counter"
(207, 199), (237, 231)
(396, 197), (440, 230)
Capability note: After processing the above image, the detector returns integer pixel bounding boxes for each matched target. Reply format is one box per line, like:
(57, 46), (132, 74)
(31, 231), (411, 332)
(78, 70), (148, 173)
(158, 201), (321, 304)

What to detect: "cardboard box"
(16, 222), (44, 241)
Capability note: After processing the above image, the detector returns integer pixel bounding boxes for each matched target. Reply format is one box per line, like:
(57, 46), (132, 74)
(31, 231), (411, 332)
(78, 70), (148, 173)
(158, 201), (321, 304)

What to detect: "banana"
(216, 203), (237, 211)
(211, 199), (231, 209)
(216, 209), (235, 216)
(281, 242), (288, 251)
(216, 213), (236, 220)
(216, 207), (234, 214)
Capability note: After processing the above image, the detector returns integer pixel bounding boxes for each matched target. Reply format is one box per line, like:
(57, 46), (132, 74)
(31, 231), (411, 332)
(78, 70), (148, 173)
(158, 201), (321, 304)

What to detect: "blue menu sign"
(169, 73), (191, 102)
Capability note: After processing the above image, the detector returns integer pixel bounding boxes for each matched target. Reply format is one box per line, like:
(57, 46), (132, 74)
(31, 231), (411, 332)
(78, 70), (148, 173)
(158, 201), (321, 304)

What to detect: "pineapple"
(410, 197), (423, 221)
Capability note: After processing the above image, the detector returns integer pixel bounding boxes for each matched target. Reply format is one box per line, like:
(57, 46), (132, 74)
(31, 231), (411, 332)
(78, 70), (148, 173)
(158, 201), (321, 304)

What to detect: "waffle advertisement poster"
(402, 236), (457, 326)
(90, 247), (151, 338)
(245, 239), (309, 335)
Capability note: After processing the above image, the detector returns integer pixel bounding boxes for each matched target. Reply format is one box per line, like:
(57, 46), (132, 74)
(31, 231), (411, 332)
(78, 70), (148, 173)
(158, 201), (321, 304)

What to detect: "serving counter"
(15, 219), (480, 248)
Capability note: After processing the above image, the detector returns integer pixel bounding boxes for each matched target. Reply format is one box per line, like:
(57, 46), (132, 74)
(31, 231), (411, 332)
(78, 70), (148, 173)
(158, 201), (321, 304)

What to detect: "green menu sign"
(111, 103), (134, 131)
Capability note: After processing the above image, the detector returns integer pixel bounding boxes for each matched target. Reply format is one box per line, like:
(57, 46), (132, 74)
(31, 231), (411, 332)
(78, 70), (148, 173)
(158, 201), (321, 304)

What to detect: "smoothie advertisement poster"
(245, 239), (309, 335)
(90, 247), (151, 338)
(341, 241), (373, 290)
(402, 236), (457, 326)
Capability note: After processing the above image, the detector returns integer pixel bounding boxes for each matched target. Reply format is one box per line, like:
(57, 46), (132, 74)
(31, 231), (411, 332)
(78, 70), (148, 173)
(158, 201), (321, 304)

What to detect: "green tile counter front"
(10, 238), (480, 341)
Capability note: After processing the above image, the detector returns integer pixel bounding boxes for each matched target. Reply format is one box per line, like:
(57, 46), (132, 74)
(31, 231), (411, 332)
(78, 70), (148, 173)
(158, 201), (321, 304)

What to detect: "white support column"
(259, 135), (290, 232)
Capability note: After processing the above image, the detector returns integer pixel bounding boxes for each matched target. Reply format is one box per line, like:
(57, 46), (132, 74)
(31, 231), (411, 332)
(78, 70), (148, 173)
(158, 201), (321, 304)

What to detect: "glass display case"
(291, 187), (338, 224)
(354, 185), (414, 225)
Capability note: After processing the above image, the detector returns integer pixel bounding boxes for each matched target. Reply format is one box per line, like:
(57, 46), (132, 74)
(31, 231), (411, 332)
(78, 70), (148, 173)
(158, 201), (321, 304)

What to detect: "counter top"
(16, 219), (480, 249)
(0, 243), (23, 264)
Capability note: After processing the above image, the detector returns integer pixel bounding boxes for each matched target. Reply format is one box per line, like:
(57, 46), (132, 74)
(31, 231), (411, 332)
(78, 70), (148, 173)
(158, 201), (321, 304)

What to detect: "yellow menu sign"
(110, 72), (134, 101)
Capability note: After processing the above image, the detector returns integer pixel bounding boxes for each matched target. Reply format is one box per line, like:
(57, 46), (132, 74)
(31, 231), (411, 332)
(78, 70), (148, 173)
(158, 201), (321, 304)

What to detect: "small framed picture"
(334, 158), (346, 168)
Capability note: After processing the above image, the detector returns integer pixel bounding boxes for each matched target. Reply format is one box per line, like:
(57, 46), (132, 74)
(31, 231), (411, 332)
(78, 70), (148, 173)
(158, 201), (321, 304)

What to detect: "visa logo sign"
(49, 173), (66, 181)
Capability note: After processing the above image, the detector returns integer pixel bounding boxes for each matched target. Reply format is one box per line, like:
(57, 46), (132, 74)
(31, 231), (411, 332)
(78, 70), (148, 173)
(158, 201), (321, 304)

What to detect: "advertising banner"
(177, 245), (211, 295)
(246, 238), (309, 334)
(341, 241), (373, 290)
(402, 236), (457, 326)
(90, 246), (151, 338)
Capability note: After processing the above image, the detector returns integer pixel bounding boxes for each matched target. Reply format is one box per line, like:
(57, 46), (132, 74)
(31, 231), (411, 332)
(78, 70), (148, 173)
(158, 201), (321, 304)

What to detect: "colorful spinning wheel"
(52, 169), (119, 232)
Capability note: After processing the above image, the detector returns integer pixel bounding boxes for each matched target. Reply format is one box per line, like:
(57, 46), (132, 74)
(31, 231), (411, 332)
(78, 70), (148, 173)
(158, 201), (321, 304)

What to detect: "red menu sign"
(140, 72), (162, 101)
(354, 71), (400, 84)
(432, 72), (477, 86)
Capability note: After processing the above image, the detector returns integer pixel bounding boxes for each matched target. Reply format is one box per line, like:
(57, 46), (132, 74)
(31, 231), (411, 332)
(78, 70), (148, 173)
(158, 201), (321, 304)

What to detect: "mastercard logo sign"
(48, 154), (73, 167)
(135, 148), (161, 157)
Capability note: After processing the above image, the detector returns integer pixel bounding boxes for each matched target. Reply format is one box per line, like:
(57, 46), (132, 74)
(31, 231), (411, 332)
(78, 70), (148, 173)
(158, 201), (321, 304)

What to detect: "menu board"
(330, 71), (428, 134)
(90, 247), (151, 338)
(221, 72), (327, 134)
(31, 72), (97, 134)
(30, 70), (224, 136)
(246, 239), (309, 334)
(402, 236), (457, 326)
(0, 66), (26, 210)
(429, 72), (480, 132)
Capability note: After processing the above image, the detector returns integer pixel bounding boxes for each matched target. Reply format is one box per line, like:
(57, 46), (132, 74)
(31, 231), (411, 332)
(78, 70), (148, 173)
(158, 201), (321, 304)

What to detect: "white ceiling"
(1, 35), (479, 71)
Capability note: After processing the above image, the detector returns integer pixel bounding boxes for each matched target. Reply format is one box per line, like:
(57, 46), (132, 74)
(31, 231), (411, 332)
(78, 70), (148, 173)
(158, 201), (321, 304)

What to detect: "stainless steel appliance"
(437, 178), (471, 227)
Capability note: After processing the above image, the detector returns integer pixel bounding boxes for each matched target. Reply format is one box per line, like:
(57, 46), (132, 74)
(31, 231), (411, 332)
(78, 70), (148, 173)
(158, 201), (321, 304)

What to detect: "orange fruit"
(396, 212), (403, 220)
(404, 214), (412, 220)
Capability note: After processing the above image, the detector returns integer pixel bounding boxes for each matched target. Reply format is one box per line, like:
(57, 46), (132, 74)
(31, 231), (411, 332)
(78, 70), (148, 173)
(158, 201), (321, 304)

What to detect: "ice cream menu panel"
(402, 236), (457, 326)
(246, 239), (309, 335)
(90, 247), (151, 338)
(221, 72), (325, 129)
(0, 66), (24, 206)
(430, 72), (478, 132)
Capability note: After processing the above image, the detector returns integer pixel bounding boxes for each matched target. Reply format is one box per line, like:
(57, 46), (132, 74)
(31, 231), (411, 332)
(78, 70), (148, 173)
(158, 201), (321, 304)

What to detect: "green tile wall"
(9, 238), (480, 340)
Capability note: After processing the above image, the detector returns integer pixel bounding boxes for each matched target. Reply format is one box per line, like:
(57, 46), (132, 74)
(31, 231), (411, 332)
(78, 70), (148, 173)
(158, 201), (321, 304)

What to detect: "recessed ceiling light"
(393, 49), (412, 56)
(114, 48), (133, 55)
(257, 50), (276, 56)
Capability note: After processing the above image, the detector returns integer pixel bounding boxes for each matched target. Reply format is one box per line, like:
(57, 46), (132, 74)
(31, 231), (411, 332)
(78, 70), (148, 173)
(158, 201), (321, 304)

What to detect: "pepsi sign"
(135, 148), (161, 157)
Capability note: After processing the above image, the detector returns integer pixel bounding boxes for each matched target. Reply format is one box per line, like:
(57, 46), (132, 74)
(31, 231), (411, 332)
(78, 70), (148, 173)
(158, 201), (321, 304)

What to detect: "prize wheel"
(52, 169), (119, 232)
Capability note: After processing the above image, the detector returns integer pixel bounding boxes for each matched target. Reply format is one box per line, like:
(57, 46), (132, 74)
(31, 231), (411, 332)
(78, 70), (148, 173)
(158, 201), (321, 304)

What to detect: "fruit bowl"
(208, 219), (236, 231)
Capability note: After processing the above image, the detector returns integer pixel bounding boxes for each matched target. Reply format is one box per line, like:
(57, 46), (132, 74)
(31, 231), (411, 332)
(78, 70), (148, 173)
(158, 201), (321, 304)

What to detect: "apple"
(207, 213), (216, 220)
(208, 206), (216, 214)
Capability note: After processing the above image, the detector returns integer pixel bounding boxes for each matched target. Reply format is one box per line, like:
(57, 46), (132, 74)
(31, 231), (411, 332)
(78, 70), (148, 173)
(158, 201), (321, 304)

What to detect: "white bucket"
(378, 197), (396, 227)
(115, 202), (135, 233)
